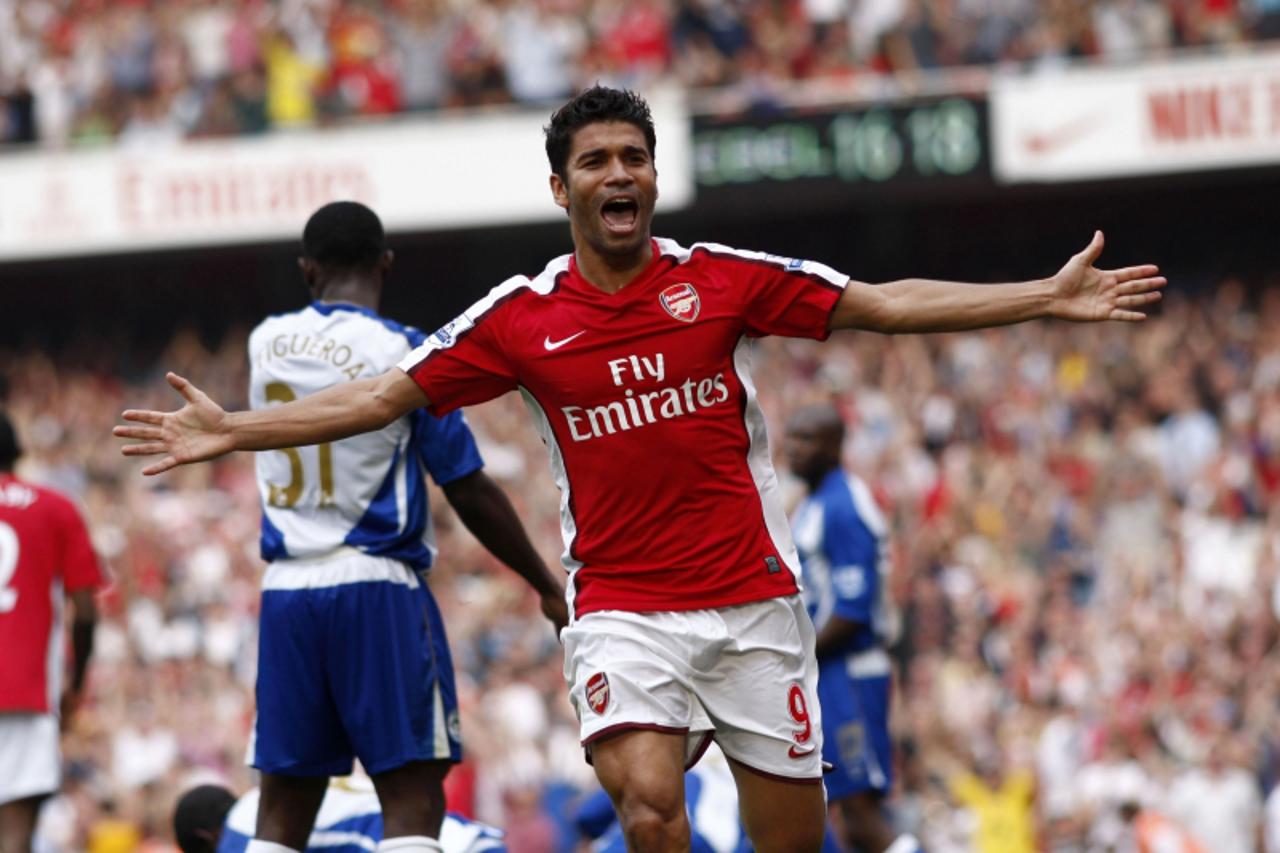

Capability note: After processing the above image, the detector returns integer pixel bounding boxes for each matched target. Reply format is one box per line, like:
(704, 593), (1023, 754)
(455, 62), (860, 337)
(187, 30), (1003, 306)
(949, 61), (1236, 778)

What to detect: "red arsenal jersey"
(399, 239), (847, 618)
(0, 473), (104, 713)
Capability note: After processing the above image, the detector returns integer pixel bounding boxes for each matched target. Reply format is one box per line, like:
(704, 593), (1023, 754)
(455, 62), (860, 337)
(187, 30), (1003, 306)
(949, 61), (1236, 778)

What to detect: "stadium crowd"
(2, 0), (1280, 148)
(2, 274), (1279, 851)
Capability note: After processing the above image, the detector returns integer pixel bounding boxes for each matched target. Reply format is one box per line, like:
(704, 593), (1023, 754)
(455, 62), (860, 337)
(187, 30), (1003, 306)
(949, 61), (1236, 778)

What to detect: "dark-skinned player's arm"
(442, 470), (570, 633)
(59, 587), (97, 729)
(114, 369), (426, 475)
(812, 613), (862, 661)
(829, 231), (1165, 334)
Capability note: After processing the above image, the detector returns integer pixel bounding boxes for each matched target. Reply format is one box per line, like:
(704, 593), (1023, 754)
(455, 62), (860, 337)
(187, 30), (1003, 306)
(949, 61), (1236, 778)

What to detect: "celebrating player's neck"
(572, 239), (654, 295)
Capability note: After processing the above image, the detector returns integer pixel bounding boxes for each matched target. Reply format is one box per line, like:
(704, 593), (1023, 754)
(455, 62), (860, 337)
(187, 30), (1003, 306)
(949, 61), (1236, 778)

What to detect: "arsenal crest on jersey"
(659, 283), (701, 323)
(586, 672), (611, 715)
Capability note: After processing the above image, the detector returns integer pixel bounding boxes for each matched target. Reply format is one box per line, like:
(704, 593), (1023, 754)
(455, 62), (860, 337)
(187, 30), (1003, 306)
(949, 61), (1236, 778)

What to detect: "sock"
(376, 836), (443, 852)
(884, 834), (926, 853)
(245, 842), (301, 853)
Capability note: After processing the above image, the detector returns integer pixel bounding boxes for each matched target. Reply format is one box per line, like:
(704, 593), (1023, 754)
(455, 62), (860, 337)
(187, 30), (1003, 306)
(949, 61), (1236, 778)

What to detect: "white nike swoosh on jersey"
(543, 330), (586, 351)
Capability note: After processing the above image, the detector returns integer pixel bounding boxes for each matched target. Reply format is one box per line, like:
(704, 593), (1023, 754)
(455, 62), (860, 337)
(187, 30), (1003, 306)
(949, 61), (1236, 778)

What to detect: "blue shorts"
(817, 653), (892, 800)
(249, 553), (460, 777)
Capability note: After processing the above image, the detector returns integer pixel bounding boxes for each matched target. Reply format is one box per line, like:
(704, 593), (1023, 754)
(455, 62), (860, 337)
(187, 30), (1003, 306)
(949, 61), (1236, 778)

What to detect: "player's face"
(784, 421), (838, 482)
(551, 121), (658, 262)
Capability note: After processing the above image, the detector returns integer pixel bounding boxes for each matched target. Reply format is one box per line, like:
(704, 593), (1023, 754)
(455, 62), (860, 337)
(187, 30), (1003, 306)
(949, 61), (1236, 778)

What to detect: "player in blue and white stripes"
(786, 403), (925, 853)
(242, 203), (565, 853)
(172, 778), (506, 853)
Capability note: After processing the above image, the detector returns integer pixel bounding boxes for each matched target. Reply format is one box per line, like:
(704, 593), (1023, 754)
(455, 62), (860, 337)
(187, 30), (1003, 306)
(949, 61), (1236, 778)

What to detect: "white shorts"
(563, 595), (824, 782)
(0, 713), (59, 805)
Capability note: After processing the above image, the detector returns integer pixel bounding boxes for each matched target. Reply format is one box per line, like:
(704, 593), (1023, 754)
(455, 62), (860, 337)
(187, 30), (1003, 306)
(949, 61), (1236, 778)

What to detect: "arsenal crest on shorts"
(659, 283), (701, 323)
(586, 672), (610, 715)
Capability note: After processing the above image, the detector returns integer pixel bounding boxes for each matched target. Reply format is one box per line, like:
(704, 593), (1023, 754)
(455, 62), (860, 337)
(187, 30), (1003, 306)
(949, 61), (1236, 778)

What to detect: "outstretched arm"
(114, 368), (427, 475)
(442, 470), (569, 633)
(829, 231), (1165, 333)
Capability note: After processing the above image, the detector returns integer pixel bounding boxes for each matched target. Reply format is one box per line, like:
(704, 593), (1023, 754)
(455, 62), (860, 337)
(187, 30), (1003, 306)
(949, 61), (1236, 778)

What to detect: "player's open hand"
(114, 372), (236, 475)
(1050, 231), (1166, 322)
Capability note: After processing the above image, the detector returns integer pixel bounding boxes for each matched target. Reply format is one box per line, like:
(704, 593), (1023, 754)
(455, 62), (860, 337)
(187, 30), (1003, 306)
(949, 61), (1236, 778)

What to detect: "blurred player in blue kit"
(172, 777), (506, 853)
(241, 202), (566, 853)
(786, 403), (925, 853)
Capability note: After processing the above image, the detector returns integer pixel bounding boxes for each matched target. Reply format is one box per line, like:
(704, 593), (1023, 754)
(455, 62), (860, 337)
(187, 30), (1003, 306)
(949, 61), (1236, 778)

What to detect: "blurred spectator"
(117, 88), (184, 149)
(445, 3), (511, 107)
(1091, 0), (1175, 60)
(947, 752), (1037, 853)
(493, 0), (579, 104)
(1166, 736), (1262, 853)
(1256, 0), (1280, 37)
(324, 0), (402, 116)
(86, 798), (142, 853)
(1117, 801), (1206, 853)
(1, 78), (37, 144)
(395, 0), (454, 111)
(1267, 780), (1280, 853)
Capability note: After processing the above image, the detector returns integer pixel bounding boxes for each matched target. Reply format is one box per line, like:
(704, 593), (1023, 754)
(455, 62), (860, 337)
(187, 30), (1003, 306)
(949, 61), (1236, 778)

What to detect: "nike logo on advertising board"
(1021, 114), (1101, 156)
(544, 331), (586, 351)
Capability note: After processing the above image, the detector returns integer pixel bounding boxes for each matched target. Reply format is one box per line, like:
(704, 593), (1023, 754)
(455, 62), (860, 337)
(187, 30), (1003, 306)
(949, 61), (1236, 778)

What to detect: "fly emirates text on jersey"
(561, 352), (731, 442)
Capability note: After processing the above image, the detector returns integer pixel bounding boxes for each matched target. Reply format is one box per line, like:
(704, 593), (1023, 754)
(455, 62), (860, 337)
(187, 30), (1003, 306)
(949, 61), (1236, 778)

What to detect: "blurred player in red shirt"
(0, 410), (103, 853)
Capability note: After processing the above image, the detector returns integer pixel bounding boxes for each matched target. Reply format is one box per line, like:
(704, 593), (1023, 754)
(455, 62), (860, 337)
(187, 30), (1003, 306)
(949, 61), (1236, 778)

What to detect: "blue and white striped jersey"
(792, 470), (898, 658)
(248, 302), (482, 568)
(218, 777), (506, 852)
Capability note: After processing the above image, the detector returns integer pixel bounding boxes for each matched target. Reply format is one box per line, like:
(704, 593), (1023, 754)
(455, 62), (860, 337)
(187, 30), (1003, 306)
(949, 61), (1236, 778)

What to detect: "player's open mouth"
(601, 197), (639, 233)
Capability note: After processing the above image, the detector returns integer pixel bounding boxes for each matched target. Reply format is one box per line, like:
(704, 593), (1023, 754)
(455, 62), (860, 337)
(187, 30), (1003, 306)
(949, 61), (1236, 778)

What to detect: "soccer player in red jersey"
(116, 87), (1165, 853)
(0, 411), (103, 853)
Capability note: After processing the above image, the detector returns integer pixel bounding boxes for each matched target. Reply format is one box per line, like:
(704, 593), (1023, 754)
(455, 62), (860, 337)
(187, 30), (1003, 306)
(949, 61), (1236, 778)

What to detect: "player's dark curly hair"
(173, 785), (237, 853)
(302, 201), (387, 270)
(0, 410), (21, 471)
(544, 86), (656, 183)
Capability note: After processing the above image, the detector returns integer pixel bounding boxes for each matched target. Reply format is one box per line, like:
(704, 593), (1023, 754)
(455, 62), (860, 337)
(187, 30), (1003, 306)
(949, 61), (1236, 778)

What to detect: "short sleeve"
(736, 254), (848, 340)
(822, 502), (878, 625)
(413, 410), (484, 487)
(397, 291), (523, 415)
(55, 497), (104, 593)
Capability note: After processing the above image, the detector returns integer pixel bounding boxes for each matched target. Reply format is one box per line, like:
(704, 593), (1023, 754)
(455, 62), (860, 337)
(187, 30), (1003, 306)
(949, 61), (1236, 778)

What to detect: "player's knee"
(373, 761), (448, 838)
(617, 801), (689, 853)
(607, 777), (686, 851)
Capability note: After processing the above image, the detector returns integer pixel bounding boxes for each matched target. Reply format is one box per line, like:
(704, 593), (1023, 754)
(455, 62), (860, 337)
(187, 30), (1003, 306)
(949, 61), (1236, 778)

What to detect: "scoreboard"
(692, 97), (991, 203)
